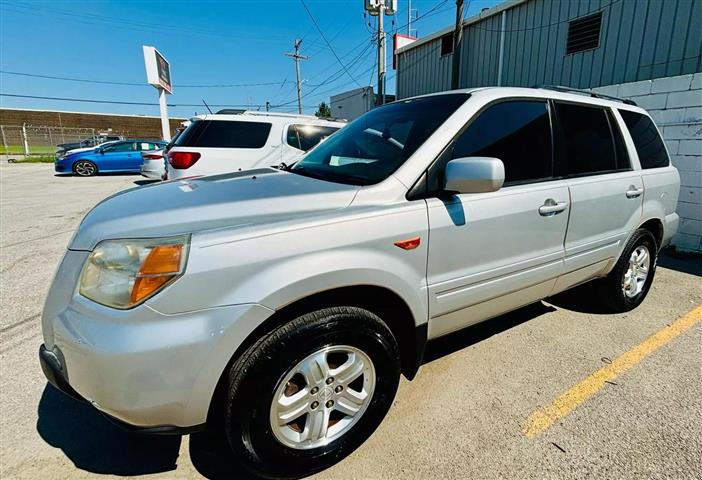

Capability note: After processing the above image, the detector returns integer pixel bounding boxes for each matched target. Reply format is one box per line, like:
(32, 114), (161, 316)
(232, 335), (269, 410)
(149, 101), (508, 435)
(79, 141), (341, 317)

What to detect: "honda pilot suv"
(40, 87), (679, 479)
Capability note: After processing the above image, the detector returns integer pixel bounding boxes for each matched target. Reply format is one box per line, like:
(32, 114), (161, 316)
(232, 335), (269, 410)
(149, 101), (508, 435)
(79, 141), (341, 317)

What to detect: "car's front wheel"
(72, 160), (97, 177)
(223, 307), (401, 479)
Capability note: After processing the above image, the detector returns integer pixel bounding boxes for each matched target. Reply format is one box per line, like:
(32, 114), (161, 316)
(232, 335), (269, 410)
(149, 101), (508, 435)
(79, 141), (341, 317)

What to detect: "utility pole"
(451, 0), (464, 90)
(285, 39), (309, 114)
(377, 2), (386, 106)
(407, 0), (412, 36)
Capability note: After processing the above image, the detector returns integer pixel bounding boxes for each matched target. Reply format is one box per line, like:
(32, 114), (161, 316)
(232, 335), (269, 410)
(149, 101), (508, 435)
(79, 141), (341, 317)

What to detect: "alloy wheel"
(622, 245), (650, 298)
(269, 345), (376, 450)
(74, 161), (96, 176)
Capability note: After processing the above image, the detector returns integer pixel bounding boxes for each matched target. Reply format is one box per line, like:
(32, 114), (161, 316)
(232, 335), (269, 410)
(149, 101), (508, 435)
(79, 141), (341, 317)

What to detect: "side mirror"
(444, 157), (505, 194)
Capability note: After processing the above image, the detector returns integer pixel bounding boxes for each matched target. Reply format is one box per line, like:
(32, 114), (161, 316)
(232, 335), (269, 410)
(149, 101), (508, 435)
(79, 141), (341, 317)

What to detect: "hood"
(69, 168), (359, 250)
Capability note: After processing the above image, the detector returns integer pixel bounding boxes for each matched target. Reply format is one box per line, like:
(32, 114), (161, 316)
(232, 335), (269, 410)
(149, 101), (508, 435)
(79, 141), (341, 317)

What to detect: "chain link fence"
(0, 125), (132, 157)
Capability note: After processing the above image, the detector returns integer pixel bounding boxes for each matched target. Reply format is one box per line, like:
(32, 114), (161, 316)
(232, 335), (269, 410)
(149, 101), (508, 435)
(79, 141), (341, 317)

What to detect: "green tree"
(315, 101), (331, 118)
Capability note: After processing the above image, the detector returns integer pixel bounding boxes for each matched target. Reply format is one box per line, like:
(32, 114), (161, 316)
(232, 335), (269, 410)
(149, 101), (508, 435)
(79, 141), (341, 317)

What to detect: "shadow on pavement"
(658, 248), (702, 277)
(423, 301), (556, 364)
(546, 281), (615, 315)
(189, 427), (264, 480)
(134, 179), (161, 186)
(36, 384), (181, 476)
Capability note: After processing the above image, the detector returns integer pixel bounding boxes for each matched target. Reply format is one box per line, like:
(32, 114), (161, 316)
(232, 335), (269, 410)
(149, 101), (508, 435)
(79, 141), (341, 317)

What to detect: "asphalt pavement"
(1, 162), (700, 479)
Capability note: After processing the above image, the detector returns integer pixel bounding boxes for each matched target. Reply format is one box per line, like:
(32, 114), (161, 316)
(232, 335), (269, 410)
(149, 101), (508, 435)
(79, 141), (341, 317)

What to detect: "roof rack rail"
(215, 108), (246, 114)
(536, 85), (638, 106)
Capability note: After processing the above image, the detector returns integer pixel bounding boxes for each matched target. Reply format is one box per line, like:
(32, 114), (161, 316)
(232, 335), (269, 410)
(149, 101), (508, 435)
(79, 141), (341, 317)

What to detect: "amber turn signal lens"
(129, 244), (184, 303)
(131, 275), (174, 304)
(139, 244), (183, 275)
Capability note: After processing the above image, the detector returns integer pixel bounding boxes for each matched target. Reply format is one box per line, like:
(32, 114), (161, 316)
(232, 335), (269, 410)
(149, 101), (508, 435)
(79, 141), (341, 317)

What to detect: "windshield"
(290, 93), (469, 185)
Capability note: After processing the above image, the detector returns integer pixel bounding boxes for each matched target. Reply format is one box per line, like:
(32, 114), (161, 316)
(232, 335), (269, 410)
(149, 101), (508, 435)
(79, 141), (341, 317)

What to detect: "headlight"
(79, 235), (189, 309)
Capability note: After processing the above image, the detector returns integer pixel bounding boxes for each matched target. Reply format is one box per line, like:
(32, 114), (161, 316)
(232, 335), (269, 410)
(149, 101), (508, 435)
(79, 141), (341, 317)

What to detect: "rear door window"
(619, 110), (669, 169)
(104, 142), (135, 152)
(286, 125), (340, 152)
(175, 120), (272, 149)
(451, 100), (553, 185)
(555, 102), (620, 176)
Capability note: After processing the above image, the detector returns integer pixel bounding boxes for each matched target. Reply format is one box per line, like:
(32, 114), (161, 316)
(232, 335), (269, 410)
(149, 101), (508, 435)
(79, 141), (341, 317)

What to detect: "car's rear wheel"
(601, 228), (657, 312)
(73, 160), (97, 177)
(223, 307), (401, 479)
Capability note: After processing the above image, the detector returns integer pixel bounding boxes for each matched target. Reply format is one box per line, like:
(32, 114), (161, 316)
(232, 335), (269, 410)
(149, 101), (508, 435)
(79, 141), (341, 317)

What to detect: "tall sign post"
(143, 46), (173, 141)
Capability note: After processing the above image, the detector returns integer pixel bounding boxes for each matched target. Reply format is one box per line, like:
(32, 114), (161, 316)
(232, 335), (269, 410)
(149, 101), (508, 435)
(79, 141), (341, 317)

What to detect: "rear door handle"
(626, 186), (644, 198)
(539, 199), (568, 216)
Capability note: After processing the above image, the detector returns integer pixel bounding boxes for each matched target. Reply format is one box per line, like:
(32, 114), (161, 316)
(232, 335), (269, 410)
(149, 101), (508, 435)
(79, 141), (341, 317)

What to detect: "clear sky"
(0, 0), (501, 118)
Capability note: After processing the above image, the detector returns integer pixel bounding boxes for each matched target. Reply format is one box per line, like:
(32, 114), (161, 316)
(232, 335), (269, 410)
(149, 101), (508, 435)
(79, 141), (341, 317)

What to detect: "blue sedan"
(55, 140), (167, 176)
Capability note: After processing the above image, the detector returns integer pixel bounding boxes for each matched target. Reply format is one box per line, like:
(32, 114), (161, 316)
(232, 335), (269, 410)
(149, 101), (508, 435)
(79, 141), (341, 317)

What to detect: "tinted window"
(451, 100), (552, 184)
(175, 120), (272, 149)
(619, 110), (669, 169)
(555, 102), (617, 175)
(286, 125), (340, 152)
(104, 142), (135, 152)
(291, 93), (469, 185)
(608, 110), (631, 170)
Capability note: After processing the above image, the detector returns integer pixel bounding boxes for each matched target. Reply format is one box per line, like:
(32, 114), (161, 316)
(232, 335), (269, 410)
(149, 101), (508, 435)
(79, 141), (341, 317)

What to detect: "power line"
(299, 0), (362, 88)
(0, 70), (286, 88)
(0, 93), (318, 109)
(271, 42), (374, 108)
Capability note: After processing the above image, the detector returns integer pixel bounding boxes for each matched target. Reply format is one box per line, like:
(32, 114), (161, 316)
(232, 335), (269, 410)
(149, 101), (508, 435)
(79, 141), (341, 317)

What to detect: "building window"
(440, 33), (454, 56)
(566, 11), (602, 55)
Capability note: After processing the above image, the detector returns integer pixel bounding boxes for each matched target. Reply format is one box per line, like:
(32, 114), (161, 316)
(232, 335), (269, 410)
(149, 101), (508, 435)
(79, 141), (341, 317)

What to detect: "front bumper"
(41, 250), (275, 429)
(42, 298), (273, 430)
(39, 344), (204, 435)
(54, 160), (70, 173)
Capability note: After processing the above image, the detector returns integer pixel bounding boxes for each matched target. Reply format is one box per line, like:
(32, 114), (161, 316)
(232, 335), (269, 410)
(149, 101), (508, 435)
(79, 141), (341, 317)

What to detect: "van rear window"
(619, 110), (669, 169)
(286, 125), (340, 151)
(175, 120), (272, 149)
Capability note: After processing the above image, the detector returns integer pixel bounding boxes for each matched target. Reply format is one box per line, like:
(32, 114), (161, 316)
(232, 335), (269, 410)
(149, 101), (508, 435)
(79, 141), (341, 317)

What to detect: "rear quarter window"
(286, 125), (339, 152)
(619, 110), (670, 169)
(175, 120), (272, 149)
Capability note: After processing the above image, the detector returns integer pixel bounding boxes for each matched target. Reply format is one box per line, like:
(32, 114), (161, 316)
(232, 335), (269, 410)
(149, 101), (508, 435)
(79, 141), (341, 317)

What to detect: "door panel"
(101, 142), (139, 171)
(564, 171), (643, 271)
(426, 181), (569, 338)
(552, 101), (644, 274)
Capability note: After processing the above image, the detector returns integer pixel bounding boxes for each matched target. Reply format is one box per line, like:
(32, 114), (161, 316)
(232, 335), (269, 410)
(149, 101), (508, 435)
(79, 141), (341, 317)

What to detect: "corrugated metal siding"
(396, 0), (702, 98)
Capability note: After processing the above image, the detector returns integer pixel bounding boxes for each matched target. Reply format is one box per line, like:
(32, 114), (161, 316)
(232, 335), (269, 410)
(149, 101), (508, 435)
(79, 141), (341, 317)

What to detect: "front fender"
(147, 202), (430, 328)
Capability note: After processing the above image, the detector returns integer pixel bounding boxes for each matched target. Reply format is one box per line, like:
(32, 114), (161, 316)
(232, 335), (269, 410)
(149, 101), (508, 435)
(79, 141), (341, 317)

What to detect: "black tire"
(600, 228), (658, 313)
(72, 160), (97, 177)
(223, 307), (401, 479)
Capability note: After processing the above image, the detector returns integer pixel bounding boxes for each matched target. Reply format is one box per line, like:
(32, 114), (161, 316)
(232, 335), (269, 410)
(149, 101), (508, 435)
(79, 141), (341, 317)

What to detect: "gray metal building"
(395, 0), (702, 97)
(395, 0), (702, 252)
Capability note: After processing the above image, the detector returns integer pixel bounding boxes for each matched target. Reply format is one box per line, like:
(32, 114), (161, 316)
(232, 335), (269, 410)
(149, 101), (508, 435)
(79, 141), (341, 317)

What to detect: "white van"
(165, 111), (345, 179)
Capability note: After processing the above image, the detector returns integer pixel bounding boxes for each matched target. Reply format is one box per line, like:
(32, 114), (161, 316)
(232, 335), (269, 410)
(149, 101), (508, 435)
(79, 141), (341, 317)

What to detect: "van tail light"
(168, 151), (201, 169)
(143, 153), (163, 160)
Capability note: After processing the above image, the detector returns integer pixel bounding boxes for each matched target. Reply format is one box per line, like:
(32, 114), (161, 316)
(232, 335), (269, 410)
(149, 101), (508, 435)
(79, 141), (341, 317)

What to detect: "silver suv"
(40, 87), (680, 479)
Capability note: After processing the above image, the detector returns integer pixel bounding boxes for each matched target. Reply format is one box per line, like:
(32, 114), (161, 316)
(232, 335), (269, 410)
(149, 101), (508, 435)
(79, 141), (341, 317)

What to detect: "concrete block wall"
(592, 73), (702, 253)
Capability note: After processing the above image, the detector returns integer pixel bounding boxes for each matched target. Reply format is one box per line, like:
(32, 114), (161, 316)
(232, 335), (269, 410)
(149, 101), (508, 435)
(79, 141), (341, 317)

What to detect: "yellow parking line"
(524, 304), (702, 438)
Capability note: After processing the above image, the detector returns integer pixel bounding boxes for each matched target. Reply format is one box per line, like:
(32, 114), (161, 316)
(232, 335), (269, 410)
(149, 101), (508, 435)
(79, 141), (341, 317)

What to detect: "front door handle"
(626, 186), (644, 198)
(539, 198), (568, 216)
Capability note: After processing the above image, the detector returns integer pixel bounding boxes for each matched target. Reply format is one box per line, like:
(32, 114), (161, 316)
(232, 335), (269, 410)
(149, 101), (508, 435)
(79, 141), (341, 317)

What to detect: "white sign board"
(143, 45), (172, 94)
(393, 33), (417, 69)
